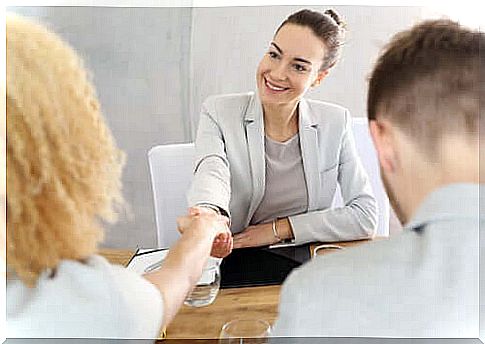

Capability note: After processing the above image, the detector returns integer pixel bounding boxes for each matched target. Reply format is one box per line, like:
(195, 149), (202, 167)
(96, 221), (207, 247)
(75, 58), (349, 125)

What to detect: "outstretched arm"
(143, 210), (228, 328)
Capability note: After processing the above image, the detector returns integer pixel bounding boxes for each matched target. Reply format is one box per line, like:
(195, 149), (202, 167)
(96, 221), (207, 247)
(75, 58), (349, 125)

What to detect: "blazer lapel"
(244, 92), (266, 224)
(299, 99), (321, 211)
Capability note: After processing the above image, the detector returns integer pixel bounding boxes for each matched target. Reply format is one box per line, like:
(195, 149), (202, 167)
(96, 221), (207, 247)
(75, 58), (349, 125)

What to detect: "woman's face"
(257, 23), (328, 107)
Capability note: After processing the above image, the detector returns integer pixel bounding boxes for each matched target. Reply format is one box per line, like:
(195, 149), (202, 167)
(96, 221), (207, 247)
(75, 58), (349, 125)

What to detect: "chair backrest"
(332, 117), (390, 236)
(148, 118), (389, 247)
(148, 143), (195, 248)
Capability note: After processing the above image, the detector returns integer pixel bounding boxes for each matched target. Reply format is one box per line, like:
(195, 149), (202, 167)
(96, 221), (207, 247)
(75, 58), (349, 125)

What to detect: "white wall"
(9, 6), (193, 248)
(8, 5), (429, 248)
(189, 6), (424, 130)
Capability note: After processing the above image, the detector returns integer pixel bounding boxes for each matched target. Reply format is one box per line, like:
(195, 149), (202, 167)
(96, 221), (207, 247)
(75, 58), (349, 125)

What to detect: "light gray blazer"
(187, 92), (377, 244)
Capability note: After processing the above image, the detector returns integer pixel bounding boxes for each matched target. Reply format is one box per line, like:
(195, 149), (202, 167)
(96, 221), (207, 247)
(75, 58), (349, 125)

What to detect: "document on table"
(126, 248), (169, 275)
(126, 248), (219, 284)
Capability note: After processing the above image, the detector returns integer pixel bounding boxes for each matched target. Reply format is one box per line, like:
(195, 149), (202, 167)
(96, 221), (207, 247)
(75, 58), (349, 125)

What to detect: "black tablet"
(220, 244), (311, 288)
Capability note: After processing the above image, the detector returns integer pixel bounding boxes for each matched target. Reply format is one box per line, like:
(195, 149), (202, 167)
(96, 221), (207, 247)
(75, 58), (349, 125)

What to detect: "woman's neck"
(263, 101), (299, 142)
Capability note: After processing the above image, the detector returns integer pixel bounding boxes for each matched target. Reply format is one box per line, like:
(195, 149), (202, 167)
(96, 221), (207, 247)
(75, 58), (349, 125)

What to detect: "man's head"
(367, 19), (482, 224)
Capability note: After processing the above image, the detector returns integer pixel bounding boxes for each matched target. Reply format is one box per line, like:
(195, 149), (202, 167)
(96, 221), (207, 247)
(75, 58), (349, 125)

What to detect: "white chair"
(148, 143), (195, 248)
(332, 117), (390, 236)
(148, 118), (389, 247)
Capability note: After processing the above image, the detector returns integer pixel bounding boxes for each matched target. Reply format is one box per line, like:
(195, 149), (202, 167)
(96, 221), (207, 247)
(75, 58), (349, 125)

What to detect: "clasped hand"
(177, 207), (233, 258)
(178, 208), (288, 258)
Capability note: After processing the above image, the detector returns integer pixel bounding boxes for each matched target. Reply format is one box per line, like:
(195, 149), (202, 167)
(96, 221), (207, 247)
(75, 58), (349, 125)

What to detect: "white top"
(7, 255), (164, 339)
(273, 183), (479, 338)
(250, 133), (308, 225)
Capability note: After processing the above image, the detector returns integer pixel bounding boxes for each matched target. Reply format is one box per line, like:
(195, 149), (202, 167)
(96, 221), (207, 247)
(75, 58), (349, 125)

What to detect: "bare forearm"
(143, 230), (215, 327)
(233, 217), (295, 249)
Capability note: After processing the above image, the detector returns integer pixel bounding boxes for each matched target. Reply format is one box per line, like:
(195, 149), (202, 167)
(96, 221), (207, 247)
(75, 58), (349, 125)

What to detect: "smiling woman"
(257, 24), (326, 110)
(187, 9), (378, 257)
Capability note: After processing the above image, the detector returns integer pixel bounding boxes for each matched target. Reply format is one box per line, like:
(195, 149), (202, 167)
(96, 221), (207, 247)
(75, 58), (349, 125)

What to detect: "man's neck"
(400, 159), (478, 224)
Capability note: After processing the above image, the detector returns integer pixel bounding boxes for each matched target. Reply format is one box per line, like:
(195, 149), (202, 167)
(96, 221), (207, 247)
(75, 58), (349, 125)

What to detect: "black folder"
(220, 244), (311, 288)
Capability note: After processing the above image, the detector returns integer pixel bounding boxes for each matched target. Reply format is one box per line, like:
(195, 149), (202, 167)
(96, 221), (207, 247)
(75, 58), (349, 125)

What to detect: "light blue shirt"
(273, 183), (480, 338)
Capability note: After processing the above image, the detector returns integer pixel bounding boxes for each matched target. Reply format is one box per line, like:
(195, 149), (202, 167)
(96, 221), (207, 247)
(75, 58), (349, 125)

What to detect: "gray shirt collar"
(404, 183), (480, 231)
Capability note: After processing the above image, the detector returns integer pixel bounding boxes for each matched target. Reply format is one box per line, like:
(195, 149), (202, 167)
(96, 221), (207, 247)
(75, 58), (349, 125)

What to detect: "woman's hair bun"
(324, 9), (345, 28)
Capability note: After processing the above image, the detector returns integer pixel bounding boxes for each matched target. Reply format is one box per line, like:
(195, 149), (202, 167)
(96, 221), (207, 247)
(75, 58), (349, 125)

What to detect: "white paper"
(127, 249), (220, 285)
(126, 248), (170, 275)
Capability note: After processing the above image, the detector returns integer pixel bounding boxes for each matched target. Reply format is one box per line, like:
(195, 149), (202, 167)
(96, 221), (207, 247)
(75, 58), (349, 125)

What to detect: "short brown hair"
(276, 9), (346, 71)
(367, 19), (482, 155)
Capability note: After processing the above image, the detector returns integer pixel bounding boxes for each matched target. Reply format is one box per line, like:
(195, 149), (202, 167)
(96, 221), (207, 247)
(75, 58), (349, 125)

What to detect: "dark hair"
(275, 9), (346, 71)
(367, 19), (482, 155)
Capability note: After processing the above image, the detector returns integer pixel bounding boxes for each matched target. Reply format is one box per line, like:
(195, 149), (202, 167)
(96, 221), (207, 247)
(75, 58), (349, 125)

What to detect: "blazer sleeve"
(186, 98), (232, 217)
(289, 111), (378, 244)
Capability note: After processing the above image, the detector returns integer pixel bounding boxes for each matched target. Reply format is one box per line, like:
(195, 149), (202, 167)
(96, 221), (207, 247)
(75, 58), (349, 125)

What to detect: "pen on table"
(144, 260), (164, 273)
(135, 248), (169, 257)
(268, 242), (297, 249)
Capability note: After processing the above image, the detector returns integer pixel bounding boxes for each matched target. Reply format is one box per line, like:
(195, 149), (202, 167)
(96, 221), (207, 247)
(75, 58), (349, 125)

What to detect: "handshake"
(177, 206), (233, 258)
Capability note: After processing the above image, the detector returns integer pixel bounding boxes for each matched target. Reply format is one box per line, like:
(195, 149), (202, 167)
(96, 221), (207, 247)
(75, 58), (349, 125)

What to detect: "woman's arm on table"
(233, 218), (293, 249)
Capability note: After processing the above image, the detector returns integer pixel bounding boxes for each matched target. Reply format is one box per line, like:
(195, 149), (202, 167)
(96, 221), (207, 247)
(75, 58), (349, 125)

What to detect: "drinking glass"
(219, 319), (271, 344)
(184, 257), (221, 307)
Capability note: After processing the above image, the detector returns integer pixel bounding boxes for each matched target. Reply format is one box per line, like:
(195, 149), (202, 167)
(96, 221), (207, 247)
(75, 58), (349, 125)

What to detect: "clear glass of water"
(219, 319), (271, 344)
(184, 257), (221, 307)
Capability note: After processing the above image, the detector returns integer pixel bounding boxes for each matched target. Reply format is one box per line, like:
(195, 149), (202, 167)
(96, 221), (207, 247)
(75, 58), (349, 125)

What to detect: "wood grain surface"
(99, 237), (383, 339)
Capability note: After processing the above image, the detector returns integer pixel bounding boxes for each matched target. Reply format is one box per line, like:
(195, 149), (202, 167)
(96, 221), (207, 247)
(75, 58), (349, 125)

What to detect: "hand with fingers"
(233, 218), (293, 249)
(233, 223), (279, 249)
(178, 206), (233, 258)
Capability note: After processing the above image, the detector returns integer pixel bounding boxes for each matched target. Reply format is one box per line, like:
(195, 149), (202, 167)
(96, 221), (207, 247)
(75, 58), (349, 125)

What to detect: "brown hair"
(367, 19), (482, 154)
(275, 9), (346, 71)
(7, 14), (125, 287)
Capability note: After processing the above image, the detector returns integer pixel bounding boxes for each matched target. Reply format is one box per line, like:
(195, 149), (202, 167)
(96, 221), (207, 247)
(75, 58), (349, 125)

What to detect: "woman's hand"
(179, 206), (233, 258)
(177, 207), (225, 234)
(233, 218), (294, 249)
(210, 231), (233, 258)
(233, 223), (278, 249)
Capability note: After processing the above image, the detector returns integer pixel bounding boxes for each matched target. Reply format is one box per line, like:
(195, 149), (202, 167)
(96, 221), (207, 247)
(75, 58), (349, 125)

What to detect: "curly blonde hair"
(7, 15), (125, 287)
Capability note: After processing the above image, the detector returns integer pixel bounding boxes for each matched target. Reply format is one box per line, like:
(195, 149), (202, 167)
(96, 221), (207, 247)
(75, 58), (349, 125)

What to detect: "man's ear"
(369, 119), (397, 173)
(311, 69), (329, 88)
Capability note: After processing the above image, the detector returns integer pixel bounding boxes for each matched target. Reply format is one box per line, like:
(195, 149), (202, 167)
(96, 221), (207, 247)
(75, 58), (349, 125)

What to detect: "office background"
(9, 5), (435, 248)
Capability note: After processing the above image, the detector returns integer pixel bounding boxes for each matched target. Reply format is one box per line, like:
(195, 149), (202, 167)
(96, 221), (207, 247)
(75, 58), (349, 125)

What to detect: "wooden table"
(99, 238), (382, 340)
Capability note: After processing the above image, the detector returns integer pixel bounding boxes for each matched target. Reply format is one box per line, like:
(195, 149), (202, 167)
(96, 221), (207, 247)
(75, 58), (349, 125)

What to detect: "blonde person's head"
(7, 14), (125, 287)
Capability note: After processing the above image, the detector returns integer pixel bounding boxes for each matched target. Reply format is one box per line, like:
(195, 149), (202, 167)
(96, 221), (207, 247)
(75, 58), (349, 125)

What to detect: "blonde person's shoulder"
(66, 255), (164, 337)
(91, 255), (165, 333)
